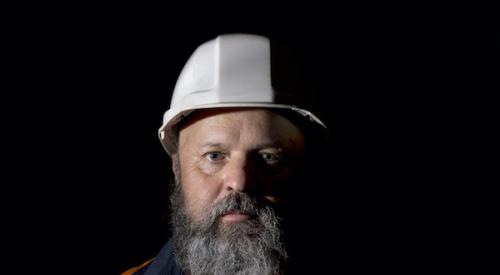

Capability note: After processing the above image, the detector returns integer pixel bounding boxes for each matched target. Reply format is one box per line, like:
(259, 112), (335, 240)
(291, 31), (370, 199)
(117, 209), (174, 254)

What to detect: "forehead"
(178, 108), (304, 149)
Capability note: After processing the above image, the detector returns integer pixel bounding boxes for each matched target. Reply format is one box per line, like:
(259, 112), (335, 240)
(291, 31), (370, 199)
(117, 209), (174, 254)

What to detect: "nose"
(222, 155), (255, 193)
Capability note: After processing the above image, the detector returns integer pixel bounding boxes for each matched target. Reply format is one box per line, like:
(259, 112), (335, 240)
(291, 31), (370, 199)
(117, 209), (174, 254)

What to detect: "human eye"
(204, 151), (225, 162)
(259, 152), (283, 165)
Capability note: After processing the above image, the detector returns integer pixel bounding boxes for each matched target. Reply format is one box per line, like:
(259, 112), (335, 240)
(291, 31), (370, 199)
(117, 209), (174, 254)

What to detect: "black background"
(6, 6), (495, 274)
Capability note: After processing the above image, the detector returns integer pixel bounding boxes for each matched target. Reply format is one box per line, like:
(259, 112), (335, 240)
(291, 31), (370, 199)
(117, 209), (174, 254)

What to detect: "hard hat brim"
(158, 102), (326, 155)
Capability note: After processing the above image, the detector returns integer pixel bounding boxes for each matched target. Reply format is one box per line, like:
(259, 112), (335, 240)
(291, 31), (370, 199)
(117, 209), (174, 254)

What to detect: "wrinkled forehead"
(178, 108), (305, 150)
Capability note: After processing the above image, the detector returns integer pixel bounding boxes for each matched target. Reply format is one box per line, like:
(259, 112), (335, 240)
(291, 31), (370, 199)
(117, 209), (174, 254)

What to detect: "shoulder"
(121, 258), (154, 275)
(121, 239), (183, 275)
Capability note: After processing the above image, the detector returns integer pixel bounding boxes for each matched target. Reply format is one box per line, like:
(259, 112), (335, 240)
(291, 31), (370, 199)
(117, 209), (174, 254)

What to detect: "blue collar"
(139, 239), (184, 275)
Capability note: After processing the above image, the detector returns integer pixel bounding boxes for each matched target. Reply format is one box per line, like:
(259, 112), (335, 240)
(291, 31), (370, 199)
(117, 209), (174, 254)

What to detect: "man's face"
(175, 108), (305, 226)
(170, 108), (305, 274)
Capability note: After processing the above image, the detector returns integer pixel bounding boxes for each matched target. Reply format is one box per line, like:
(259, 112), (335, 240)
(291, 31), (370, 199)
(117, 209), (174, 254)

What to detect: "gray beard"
(169, 181), (287, 275)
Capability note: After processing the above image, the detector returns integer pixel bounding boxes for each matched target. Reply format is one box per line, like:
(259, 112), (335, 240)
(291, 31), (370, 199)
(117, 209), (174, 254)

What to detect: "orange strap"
(121, 258), (154, 275)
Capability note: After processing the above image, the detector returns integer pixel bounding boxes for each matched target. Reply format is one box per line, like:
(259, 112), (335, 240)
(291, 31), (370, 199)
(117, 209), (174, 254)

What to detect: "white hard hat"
(159, 33), (326, 155)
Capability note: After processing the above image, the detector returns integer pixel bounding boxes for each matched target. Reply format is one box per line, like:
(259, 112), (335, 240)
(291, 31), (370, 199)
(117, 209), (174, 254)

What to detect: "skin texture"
(173, 108), (305, 224)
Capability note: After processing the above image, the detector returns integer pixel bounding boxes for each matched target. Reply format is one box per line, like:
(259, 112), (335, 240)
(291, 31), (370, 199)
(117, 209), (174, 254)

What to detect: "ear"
(171, 153), (181, 182)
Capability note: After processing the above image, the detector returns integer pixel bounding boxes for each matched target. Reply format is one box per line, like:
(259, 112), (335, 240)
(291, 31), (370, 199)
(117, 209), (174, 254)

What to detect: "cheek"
(181, 170), (221, 222)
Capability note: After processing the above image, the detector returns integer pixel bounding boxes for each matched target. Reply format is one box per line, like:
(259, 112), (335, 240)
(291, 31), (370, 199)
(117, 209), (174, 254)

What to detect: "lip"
(221, 211), (251, 222)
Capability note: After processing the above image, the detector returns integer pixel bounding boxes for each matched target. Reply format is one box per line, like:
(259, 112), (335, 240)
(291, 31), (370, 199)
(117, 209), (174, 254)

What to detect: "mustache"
(202, 192), (265, 225)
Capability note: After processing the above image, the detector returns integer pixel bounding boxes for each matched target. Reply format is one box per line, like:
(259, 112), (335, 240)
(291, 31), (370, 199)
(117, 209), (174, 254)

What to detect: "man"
(123, 34), (327, 275)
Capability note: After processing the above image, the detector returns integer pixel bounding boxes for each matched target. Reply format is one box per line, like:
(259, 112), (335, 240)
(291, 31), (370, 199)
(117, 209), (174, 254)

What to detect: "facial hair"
(169, 180), (287, 275)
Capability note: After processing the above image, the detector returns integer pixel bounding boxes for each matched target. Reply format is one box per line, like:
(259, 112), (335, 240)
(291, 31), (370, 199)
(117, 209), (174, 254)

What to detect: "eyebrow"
(200, 142), (285, 151)
(200, 143), (224, 149)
